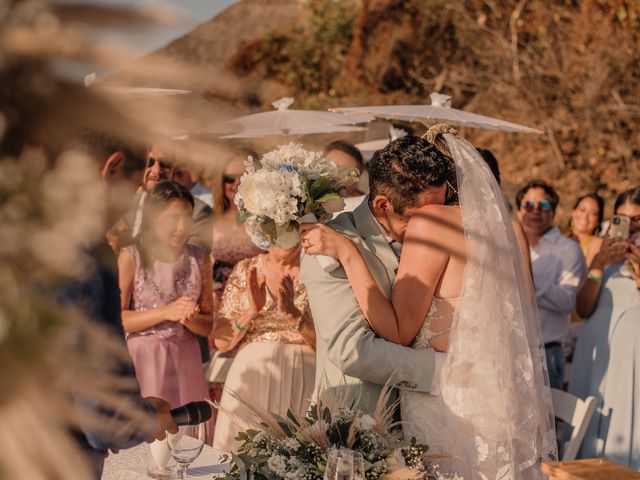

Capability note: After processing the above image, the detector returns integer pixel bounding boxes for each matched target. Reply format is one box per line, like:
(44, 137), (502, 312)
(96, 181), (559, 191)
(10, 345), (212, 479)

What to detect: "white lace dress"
(401, 297), (456, 463)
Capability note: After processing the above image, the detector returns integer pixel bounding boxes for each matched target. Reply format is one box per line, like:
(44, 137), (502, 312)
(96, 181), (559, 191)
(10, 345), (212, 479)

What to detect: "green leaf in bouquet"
(322, 406), (332, 425)
(307, 404), (319, 422)
(309, 176), (332, 200)
(286, 408), (301, 427)
(232, 454), (248, 480)
(261, 219), (278, 243)
(328, 419), (352, 447)
(271, 412), (294, 436)
(257, 464), (273, 478)
(316, 192), (342, 204)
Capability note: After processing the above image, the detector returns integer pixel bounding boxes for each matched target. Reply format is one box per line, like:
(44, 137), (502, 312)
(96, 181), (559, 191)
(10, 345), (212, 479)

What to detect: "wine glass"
(324, 448), (365, 480)
(168, 424), (206, 480)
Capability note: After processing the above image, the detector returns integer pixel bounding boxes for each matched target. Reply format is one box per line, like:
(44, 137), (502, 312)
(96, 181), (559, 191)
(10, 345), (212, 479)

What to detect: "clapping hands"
(273, 275), (301, 317)
(163, 296), (199, 324)
(247, 267), (267, 316)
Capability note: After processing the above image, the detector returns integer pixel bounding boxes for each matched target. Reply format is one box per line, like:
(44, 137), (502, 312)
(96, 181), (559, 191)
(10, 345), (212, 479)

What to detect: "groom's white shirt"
(300, 197), (442, 413)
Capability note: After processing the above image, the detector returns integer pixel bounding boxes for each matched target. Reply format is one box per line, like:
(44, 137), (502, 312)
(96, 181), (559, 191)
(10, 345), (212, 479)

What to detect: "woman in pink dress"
(118, 181), (213, 429)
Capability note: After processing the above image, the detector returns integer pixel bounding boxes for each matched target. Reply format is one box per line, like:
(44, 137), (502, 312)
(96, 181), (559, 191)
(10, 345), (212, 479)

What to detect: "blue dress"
(569, 263), (640, 469)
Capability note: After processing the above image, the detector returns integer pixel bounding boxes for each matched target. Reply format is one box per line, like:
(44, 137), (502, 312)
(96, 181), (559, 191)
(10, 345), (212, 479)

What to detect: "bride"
(300, 126), (557, 479)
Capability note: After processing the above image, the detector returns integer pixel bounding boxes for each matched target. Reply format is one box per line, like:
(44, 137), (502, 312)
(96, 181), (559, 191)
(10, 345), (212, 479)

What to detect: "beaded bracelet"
(234, 318), (247, 333)
(587, 270), (603, 282)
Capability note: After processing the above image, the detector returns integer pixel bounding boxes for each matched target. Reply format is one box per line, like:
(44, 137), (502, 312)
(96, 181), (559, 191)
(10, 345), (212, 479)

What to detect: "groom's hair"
(368, 135), (456, 213)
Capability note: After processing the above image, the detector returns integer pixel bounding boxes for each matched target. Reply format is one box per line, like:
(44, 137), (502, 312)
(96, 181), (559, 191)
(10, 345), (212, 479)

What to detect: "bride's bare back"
(393, 204), (467, 351)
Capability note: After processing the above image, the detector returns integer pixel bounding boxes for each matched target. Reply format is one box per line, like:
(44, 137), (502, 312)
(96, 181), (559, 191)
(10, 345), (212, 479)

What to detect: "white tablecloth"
(101, 442), (229, 480)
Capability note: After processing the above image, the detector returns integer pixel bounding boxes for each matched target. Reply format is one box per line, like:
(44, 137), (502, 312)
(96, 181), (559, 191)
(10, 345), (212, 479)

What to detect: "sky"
(63, 0), (237, 80)
(84, 0), (237, 54)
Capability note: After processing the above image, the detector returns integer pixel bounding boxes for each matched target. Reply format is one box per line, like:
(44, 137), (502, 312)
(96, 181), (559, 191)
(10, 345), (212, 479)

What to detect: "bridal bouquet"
(218, 388), (462, 480)
(235, 143), (358, 254)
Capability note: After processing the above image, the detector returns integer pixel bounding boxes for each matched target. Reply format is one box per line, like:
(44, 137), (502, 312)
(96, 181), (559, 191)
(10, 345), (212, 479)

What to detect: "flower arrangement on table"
(234, 143), (358, 257)
(217, 387), (462, 480)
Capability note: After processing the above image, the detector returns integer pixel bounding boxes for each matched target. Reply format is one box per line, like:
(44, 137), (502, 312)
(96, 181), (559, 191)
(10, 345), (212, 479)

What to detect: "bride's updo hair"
(368, 134), (457, 213)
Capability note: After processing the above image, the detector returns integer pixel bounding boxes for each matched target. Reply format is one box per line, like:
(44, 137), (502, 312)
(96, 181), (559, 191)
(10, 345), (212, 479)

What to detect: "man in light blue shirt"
(516, 180), (586, 389)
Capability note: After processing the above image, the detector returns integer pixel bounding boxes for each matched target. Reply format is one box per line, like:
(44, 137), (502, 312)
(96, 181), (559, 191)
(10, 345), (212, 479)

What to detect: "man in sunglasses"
(516, 180), (586, 389)
(117, 143), (213, 252)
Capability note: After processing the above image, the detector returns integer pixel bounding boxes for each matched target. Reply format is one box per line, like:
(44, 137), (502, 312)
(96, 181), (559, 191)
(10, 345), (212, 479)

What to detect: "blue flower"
(277, 163), (295, 173)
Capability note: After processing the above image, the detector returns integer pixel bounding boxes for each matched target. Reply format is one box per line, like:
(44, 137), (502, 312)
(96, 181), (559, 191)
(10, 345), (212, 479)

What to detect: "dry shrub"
(230, 0), (640, 223)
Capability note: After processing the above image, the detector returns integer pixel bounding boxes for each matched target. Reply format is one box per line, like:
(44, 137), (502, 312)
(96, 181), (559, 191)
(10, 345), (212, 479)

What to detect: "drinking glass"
(324, 448), (365, 480)
(168, 424), (205, 480)
(147, 437), (176, 479)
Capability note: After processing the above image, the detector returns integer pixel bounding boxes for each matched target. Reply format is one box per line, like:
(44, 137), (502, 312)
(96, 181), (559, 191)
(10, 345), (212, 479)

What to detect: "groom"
(300, 135), (454, 413)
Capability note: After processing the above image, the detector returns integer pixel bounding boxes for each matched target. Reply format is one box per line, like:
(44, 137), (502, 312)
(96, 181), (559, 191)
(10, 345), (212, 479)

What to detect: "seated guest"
(569, 187), (640, 468)
(212, 242), (316, 453)
(568, 192), (605, 265)
(325, 140), (366, 213)
(516, 180), (586, 389)
(118, 181), (213, 437)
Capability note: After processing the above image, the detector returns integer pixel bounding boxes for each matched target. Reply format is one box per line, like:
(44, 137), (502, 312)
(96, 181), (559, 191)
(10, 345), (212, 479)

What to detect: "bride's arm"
(300, 208), (452, 346)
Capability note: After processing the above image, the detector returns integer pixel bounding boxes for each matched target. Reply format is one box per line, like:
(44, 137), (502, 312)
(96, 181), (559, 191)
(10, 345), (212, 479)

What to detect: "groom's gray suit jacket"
(300, 198), (437, 414)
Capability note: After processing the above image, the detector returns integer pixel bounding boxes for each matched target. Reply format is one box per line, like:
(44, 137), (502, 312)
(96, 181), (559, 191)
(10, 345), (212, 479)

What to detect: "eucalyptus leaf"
(316, 192), (342, 203)
(309, 176), (332, 199)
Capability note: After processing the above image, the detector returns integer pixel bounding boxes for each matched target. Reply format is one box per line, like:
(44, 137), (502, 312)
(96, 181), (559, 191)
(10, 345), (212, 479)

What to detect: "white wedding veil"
(432, 128), (557, 479)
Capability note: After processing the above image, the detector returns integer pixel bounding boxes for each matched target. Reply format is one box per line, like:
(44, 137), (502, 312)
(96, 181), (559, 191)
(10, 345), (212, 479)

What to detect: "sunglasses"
(523, 200), (553, 212)
(223, 174), (241, 184)
(146, 157), (172, 170)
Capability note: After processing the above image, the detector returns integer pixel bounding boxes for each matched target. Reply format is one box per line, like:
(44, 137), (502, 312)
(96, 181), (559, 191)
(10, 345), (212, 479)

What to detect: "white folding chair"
(551, 388), (597, 460)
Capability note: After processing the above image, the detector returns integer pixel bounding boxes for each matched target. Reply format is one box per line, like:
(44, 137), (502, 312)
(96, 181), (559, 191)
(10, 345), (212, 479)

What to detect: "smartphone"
(609, 214), (630, 240)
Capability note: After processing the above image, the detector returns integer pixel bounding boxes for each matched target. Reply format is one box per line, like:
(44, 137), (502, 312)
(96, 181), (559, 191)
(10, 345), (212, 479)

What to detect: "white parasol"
(355, 126), (408, 161)
(201, 97), (372, 138)
(97, 86), (191, 98)
(332, 93), (542, 134)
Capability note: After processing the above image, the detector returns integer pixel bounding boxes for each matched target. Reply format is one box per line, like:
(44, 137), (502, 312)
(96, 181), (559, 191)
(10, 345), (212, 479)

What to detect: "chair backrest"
(551, 388), (598, 461)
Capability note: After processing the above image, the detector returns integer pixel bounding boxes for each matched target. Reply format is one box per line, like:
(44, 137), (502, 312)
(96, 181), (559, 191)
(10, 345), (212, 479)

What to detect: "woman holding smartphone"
(568, 187), (640, 468)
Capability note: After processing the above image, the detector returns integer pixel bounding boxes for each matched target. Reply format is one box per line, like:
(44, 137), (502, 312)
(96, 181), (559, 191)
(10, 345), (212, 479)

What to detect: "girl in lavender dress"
(118, 181), (213, 426)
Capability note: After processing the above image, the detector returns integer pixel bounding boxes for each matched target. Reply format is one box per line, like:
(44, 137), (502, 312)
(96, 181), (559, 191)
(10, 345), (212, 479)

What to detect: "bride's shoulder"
(407, 204), (463, 236)
(414, 204), (462, 221)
